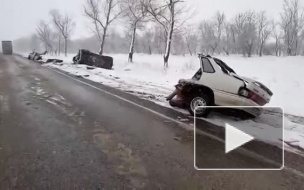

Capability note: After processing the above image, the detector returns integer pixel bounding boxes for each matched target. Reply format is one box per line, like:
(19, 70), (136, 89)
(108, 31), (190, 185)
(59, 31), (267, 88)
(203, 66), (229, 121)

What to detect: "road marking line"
(47, 67), (304, 177)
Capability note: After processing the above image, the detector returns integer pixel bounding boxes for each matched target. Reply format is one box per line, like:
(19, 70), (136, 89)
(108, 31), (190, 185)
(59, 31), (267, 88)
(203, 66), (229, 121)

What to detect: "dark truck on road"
(1, 41), (13, 55)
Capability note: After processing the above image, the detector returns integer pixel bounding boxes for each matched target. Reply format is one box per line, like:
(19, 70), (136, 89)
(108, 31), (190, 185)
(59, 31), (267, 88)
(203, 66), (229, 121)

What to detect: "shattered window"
(214, 58), (236, 74)
(202, 58), (215, 73)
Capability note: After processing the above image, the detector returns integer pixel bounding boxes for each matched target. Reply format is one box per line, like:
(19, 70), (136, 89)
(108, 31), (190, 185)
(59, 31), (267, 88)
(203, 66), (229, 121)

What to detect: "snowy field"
(20, 53), (304, 154)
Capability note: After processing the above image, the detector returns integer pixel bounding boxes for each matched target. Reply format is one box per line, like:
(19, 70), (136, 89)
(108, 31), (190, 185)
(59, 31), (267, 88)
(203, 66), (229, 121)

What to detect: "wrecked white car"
(167, 55), (273, 118)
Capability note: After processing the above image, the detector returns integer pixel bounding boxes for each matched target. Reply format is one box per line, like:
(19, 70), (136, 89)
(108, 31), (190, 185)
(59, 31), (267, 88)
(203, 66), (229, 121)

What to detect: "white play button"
(225, 123), (255, 154)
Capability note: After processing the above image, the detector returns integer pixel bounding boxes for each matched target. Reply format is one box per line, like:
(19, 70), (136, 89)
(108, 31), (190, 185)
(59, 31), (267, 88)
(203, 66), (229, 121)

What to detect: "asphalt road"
(0, 54), (303, 189)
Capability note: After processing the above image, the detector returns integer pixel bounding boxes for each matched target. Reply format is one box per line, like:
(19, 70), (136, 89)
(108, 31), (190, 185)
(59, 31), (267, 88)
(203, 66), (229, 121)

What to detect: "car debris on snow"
(46, 59), (63, 63)
(87, 66), (95, 70)
(73, 49), (113, 70)
(28, 50), (47, 61)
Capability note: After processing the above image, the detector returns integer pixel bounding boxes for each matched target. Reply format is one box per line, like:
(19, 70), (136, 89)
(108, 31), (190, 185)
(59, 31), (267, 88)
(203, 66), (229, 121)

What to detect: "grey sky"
(0, 0), (284, 41)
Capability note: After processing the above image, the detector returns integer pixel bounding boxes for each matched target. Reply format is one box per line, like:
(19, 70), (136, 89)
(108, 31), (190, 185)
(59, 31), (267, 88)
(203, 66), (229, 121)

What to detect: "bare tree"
(198, 12), (225, 55)
(54, 32), (63, 55)
(146, 31), (154, 54)
(50, 10), (75, 56)
(228, 22), (238, 54)
(230, 13), (247, 54)
(145, 0), (194, 68)
(121, 0), (148, 62)
(153, 26), (166, 54)
(301, 30), (304, 54)
(223, 22), (233, 55)
(234, 13), (247, 34)
(84, 0), (123, 55)
(199, 20), (217, 55)
(139, 29), (154, 54)
(182, 25), (198, 56)
(272, 21), (283, 56)
(244, 11), (257, 57)
(36, 21), (55, 54)
(172, 32), (186, 55)
(50, 12), (63, 56)
(50, 23), (63, 56)
(257, 11), (272, 56)
(280, 0), (304, 56)
(233, 11), (257, 57)
(214, 11), (226, 54)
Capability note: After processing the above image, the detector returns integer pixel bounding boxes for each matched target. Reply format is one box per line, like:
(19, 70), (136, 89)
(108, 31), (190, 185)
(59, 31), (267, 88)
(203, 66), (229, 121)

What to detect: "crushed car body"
(28, 51), (47, 61)
(73, 49), (113, 70)
(167, 54), (273, 118)
(28, 51), (63, 64)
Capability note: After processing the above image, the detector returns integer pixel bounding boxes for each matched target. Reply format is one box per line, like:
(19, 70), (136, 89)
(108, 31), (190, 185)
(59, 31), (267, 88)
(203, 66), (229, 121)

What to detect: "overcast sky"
(0, 0), (284, 41)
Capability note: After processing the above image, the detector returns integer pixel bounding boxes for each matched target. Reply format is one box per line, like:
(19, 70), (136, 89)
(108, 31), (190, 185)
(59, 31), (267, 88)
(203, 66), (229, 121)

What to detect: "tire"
(239, 110), (257, 120)
(187, 93), (211, 117)
(169, 100), (177, 107)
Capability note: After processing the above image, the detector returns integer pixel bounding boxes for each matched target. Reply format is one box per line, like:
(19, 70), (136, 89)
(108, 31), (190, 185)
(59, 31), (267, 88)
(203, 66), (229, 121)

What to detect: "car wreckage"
(28, 51), (47, 61)
(167, 54), (273, 118)
(73, 49), (113, 70)
(28, 51), (63, 63)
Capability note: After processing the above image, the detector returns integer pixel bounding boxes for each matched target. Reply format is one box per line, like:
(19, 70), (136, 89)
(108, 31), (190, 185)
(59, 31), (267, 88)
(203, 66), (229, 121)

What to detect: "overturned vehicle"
(73, 49), (113, 70)
(167, 54), (273, 118)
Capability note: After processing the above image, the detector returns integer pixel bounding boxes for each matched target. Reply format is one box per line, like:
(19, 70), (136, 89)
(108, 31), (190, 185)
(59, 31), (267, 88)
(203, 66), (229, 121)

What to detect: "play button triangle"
(225, 123), (255, 154)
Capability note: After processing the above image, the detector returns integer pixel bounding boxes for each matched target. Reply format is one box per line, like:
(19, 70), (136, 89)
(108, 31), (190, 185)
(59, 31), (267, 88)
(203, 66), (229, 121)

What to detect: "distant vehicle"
(167, 54), (273, 118)
(1, 41), (13, 55)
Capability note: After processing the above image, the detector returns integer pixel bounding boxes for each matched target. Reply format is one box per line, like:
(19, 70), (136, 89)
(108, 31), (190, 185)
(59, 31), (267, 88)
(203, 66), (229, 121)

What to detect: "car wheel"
(239, 110), (257, 120)
(188, 94), (211, 117)
(169, 100), (177, 107)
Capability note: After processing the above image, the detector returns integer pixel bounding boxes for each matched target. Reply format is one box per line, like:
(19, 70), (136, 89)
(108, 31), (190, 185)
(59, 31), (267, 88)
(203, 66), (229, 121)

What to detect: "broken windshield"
(213, 58), (236, 74)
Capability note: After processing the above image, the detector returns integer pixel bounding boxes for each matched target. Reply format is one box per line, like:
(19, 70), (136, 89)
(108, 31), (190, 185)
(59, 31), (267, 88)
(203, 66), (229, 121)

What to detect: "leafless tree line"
(83, 0), (304, 61)
(36, 10), (75, 56)
(32, 0), (304, 67)
(83, 0), (195, 67)
(197, 0), (304, 57)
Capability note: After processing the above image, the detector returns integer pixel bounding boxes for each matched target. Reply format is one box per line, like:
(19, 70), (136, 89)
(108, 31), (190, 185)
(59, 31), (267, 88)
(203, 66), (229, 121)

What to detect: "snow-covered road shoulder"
(22, 53), (304, 155)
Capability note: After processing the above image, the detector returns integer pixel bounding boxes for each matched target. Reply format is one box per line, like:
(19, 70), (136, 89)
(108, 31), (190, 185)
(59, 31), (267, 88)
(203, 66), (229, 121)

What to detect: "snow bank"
(24, 53), (304, 153)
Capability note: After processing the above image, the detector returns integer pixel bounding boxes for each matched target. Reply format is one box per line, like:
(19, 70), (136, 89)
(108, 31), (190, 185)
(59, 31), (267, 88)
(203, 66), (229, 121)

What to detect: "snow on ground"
(41, 53), (304, 115)
(21, 52), (304, 153)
